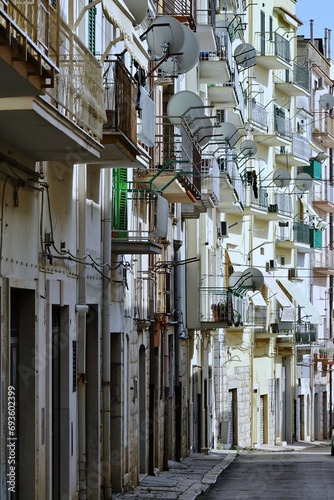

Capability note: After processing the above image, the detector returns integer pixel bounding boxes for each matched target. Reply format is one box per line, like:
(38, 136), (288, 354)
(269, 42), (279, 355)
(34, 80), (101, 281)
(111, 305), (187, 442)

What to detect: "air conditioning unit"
(217, 221), (228, 239)
(288, 268), (298, 280)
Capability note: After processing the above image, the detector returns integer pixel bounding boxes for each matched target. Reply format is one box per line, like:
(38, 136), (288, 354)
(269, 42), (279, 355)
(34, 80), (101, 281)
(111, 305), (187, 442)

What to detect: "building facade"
(0, 1), (333, 499)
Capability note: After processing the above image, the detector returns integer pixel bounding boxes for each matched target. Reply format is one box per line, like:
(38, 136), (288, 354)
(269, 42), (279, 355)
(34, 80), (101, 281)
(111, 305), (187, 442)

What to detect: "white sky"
(296, 0), (334, 55)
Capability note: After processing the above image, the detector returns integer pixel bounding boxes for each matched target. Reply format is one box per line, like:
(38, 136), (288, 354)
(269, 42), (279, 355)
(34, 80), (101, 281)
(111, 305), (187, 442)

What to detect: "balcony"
(313, 247), (334, 275)
(251, 105), (292, 147)
(312, 114), (334, 148)
(267, 192), (292, 218)
(313, 183), (334, 212)
(0, 1), (58, 98)
(200, 287), (246, 329)
(0, 16), (105, 162)
(155, 0), (196, 31)
(207, 67), (244, 109)
(201, 158), (220, 207)
(243, 185), (268, 215)
(274, 63), (310, 97)
(295, 323), (317, 344)
(96, 59), (145, 167)
(138, 115), (201, 205)
(111, 182), (165, 254)
(217, 155), (244, 213)
(275, 135), (312, 167)
(275, 221), (312, 251)
(254, 32), (291, 70)
(265, 112), (292, 146)
(198, 26), (232, 84)
(248, 101), (268, 134)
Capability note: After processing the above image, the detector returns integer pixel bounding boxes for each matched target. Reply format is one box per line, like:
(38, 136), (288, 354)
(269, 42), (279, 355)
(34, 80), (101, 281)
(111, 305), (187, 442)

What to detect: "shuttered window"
(88, 0), (96, 54)
(112, 169), (128, 238)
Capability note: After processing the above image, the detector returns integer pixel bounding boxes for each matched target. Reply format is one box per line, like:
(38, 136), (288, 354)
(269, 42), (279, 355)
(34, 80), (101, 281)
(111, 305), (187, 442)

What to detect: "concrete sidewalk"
(114, 451), (237, 500)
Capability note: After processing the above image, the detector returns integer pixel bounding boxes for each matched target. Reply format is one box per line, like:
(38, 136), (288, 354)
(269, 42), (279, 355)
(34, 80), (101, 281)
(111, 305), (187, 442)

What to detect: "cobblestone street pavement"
(115, 451), (237, 500)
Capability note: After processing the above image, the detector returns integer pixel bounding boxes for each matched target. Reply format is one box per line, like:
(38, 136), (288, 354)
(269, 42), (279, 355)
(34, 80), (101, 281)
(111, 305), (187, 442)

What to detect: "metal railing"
(248, 101), (267, 130)
(201, 158), (220, 205)
(155, 0), (196, 29)
(295, 323), (317, 344)
(274, 63), (310, 93)
(219, 155), (245, 206)
(291, 134), (312, 161)
(103, 58), (137, 143)
(314, 247), (334, 270)
(254, 31), (291, 62)
(276, 221), (311, 245)
(268, 192), (292, 216)
(293, 221), (311, 244)
(1, 0), (59, 66)
(200, 287), (246, 326)
(45, 19), (105, 140)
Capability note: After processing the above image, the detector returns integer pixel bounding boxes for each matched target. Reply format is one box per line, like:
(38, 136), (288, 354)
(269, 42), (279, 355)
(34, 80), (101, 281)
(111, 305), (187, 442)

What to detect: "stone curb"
(179, 452), (238, 500)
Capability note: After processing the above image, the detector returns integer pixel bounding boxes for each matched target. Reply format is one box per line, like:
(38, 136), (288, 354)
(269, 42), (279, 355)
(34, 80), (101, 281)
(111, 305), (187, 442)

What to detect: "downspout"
(102, 169), (112, 498)
(173, 236), (183, 461)
(329, 148), (333, 430)
(148, 255), (156, 475)
(77, 166), (87, 498)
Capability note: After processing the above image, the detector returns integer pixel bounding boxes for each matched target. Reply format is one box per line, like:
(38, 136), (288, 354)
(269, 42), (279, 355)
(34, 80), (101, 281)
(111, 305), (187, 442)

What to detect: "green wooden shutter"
(113, 169), (128, 238)
(88, 0), (96, 55)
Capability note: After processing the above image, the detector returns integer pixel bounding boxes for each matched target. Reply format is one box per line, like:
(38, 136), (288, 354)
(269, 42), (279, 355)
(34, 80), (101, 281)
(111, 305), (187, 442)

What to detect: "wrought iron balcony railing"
(200, 287), (246, 327)
(155, 0), (196, 30)
(44, 18), (105, 140)
(0, 0), (59, 91)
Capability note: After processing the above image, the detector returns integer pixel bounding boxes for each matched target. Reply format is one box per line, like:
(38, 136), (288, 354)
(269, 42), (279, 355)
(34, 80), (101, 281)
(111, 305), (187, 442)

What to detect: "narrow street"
(204, 445), (334, 499)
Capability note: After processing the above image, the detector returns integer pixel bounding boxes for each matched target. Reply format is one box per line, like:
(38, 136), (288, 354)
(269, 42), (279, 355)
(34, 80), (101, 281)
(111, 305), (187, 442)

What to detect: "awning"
(300, 196), (327, 230)
(278, 279), (323, 325)
(226, 248), (247, 273)
(249, 291), (267, 307)
(102, 0), (133, 42)
(263, 271), (292, 308)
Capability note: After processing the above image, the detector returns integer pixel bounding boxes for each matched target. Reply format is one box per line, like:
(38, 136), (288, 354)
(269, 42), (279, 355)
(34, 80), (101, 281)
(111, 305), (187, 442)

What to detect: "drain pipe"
(77, 166), (87, 498)
(329, 149), (333, 431)
(310, 19), (314, 44)
(102, 169), (112, 498)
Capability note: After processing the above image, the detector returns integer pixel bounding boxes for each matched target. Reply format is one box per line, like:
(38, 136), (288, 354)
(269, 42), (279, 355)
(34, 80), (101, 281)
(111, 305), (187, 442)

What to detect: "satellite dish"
(241, 267), (264, 290)
(123, 0), (148, 26)
(229, 271), (243, 288)
(160, 25), (199, 74)
(273, 168), (291, 188)
(195, 116), (214, 147)
(296, 172), (312, 192)
(239, 140), (257, 157)
(167, 91), (205, 127)
(234, 43), (257, 69)
(319, 93), (334, 111)
(146, 16), (185, 59)
(214, 122), (239, 148)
